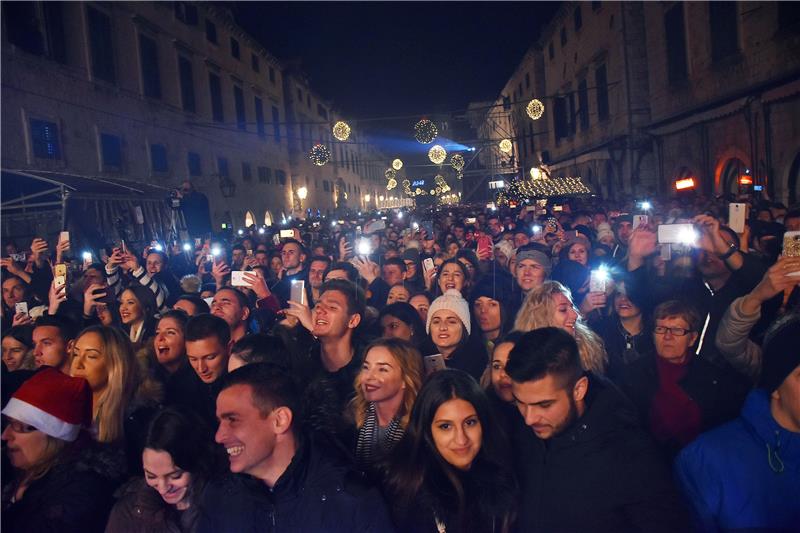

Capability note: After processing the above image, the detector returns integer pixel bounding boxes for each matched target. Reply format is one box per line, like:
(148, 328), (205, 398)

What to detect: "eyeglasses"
(654, 326), (693, 337)
(4, 419), (37, 434)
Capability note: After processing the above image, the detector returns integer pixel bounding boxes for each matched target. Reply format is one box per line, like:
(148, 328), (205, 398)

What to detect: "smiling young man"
(505, 327), (689, 532)
(308, 279), (366, 411)
(198, 363), (394, 533)
(210, 287), (251, 343)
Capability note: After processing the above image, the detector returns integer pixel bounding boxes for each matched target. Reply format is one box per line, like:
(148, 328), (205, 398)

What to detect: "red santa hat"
(2, 367), (92, 442)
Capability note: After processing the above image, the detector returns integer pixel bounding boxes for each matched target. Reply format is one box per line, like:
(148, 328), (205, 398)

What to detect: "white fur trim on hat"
(2, 398), (81, 442)
(426, 289), (471, 335)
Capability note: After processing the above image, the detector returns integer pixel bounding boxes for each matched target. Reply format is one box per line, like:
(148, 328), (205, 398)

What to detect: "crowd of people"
(1, 190), (799, 532)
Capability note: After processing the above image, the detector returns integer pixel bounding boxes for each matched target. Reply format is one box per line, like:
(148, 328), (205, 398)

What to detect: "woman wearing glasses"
(618, 300), (750, 458)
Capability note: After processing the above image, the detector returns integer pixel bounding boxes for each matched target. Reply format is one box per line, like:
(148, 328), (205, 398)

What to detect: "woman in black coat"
(1, 368), (127, 533)
(382, 370), (516, 533)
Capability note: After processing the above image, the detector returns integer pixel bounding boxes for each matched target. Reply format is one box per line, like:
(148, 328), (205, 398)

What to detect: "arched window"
(244, 211), (255, 228)
(264, 210), (273, 227)
(720, 158), (747, 194)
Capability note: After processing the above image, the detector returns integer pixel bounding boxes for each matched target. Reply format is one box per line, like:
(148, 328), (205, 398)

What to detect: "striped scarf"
(355, 402), (405, 469)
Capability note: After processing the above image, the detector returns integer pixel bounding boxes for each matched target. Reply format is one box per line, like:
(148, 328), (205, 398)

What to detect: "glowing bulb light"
(385, 168), (397, 180)
(386, 178), (397, 190)
(526, 99), (545, 120)
(309, 144), (331, 166)
(428, 144), (447, 165)
(450, 154), (465, 172)
(414, 119), (438, 144)
(499, 139), (513, 153)
(392, 159), (403, 170)
(297, 186), (308, 200)
(332, 121), (351, 141)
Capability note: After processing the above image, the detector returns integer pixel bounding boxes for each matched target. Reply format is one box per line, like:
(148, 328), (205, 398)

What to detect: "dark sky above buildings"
(234, 2), (560, 123)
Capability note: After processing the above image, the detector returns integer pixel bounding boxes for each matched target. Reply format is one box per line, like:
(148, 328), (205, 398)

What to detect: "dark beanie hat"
(551, 260), (590, 300)
(758, 314), (800, 392)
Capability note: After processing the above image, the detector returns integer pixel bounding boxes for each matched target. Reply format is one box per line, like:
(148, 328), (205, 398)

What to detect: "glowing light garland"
(309, 144), (331, 166)
(332, 121), (351, 141)
(450, 154), (465, 172)
(428, 145), (447, 165)
(503, 176), (591, 201)
(499, 139), (513, 153)
(392, 159), (403, 170)
(526, 99), (545, 120)
(414, 119), (438, 144)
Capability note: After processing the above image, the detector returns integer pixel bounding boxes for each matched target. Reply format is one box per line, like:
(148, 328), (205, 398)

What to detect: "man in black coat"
(505, 328), (689, 532)
(197, 363), (394, 533)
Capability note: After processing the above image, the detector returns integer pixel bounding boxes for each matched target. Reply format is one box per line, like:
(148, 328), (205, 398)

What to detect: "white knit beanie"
(426, 289), (471, 335)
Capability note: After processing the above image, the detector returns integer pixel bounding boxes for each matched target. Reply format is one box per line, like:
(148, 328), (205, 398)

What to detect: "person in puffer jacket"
(675, 314), (800, 532)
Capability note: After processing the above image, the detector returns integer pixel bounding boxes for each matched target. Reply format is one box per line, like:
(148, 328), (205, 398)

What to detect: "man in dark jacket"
(197, 363), (394, 533)
(625, 215), (769, 365)
(505, 327), (689, 532)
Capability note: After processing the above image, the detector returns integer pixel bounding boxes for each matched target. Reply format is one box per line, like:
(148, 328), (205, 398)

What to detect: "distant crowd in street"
(2, 188), (799, 532)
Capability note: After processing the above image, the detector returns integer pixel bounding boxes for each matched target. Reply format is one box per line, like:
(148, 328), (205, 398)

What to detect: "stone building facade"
(643, 1), (800, 203)
(479, 1), (800, 204)
(1, 1), (384, 233)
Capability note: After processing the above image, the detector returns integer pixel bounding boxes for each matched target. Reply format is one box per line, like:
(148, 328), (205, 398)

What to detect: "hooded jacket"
(195, 435), (394, 533)
(674, 389), (800, 531)
(511, 376), (689, 532)
(1, 441), (127, 533)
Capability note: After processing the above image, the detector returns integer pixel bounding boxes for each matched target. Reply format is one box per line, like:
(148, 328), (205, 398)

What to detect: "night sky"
(234, 2), (561, 123)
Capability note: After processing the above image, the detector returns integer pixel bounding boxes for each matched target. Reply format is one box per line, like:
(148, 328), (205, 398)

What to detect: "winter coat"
(1, 441), (127, 533)
(618, 351), (751, 457)
(195, 436), (395, 533)
(106, 477), (202, 533)
(674, 389), (800, 532)
(511, 376), (690, 532)
(593, 315), (654, 383)
(391, 460), (516, 533)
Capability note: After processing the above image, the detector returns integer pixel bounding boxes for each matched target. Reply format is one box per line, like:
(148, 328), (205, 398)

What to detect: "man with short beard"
(307, 255), (331, 306)
(272, 239), (308, 306)
(506, 327), (688, 532)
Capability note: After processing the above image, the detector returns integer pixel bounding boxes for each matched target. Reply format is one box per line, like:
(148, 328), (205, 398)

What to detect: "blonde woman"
(71, 325), (138, 444)
(350, 338), (424, 470)
(514, 281), (607, 376)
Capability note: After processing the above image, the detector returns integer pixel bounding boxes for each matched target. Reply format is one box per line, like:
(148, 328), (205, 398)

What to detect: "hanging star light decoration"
(392, 158), (403, 170)
(526, 99), (545, 120)
(428, 145), (447, 165)
(385, 168), (397, 180)
(332, 121), (351, 141)
(414, 119), (438, 144)
(450, 154), (465, 172)
(386, 178), (397, 190)
(309, 144), (331, 166)
(499, 139), (513, 153)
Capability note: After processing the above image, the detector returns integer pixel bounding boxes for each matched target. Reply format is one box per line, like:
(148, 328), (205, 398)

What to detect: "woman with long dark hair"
(118, 285), (158, 348)
(382, 369), (516, 533)
(379, 302), (437, 356)
(106, 407), (221, 532)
